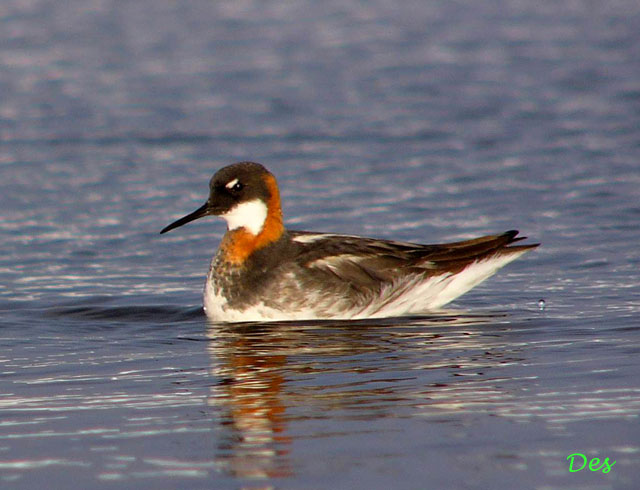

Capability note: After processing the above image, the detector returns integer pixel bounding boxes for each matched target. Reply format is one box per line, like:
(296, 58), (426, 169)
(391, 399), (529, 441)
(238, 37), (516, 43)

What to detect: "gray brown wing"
(291, 229), (538, 291)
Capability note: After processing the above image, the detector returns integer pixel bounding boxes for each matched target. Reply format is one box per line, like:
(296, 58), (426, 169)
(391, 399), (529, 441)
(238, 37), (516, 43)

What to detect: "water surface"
(1, 1), (639, 488)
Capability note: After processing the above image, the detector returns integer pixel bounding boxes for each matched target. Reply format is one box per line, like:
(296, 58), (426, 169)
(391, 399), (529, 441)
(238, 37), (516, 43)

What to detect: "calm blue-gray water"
(1, 1), (640, 488)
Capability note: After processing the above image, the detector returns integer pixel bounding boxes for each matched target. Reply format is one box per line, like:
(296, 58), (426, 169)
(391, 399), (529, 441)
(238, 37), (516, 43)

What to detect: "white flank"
(203, 275), (320, 322)
(222, 199), (268, 235)
(422, 250), (530, 309)
(356, 249), (531, 318)
(202, 248), (532, 322)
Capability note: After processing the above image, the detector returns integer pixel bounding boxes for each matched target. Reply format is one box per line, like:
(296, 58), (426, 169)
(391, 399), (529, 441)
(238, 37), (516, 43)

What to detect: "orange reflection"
(206, 324), (292, 479)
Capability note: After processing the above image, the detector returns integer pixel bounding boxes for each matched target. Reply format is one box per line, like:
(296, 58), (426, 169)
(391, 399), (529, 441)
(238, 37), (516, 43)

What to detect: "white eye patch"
(225, 178), (239, 189)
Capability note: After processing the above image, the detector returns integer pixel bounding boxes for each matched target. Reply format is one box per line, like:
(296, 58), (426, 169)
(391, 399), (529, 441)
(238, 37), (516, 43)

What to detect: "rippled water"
(2, 1), (640, 488)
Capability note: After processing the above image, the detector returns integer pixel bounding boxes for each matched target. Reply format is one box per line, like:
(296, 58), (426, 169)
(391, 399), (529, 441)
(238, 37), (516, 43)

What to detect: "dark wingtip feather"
(503, 230), (540, 248)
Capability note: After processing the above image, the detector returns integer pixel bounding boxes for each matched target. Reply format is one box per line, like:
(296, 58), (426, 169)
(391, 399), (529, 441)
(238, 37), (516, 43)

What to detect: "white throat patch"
(222, 199), (268, 235)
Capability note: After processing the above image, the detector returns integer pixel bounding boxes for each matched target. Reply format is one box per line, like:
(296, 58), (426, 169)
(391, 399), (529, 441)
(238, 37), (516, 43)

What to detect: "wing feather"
(292, 229), (538, 286)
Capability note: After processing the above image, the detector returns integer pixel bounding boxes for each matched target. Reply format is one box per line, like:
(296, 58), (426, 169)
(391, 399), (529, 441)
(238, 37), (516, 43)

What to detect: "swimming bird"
(161, 162), (538, 322)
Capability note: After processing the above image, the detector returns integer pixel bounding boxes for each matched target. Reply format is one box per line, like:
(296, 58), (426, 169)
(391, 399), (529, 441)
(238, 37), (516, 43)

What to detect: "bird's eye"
(225, 179), (244, 192)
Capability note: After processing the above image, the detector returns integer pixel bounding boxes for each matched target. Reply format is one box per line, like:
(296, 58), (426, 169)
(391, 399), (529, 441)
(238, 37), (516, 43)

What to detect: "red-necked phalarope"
(161, 162), (538, 322)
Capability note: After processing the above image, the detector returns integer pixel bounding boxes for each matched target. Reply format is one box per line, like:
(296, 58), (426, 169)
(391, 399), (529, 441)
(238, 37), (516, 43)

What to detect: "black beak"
(160, 201), (210, 234)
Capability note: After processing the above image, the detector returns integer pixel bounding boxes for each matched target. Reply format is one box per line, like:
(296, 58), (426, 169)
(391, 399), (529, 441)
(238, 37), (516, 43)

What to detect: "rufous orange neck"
(221, 174), (284, 265)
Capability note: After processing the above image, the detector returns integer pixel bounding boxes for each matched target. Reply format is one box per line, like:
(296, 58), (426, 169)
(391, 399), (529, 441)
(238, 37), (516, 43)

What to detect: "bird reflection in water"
(204, 313), (525, 480)
(207, 323), (292, 479)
